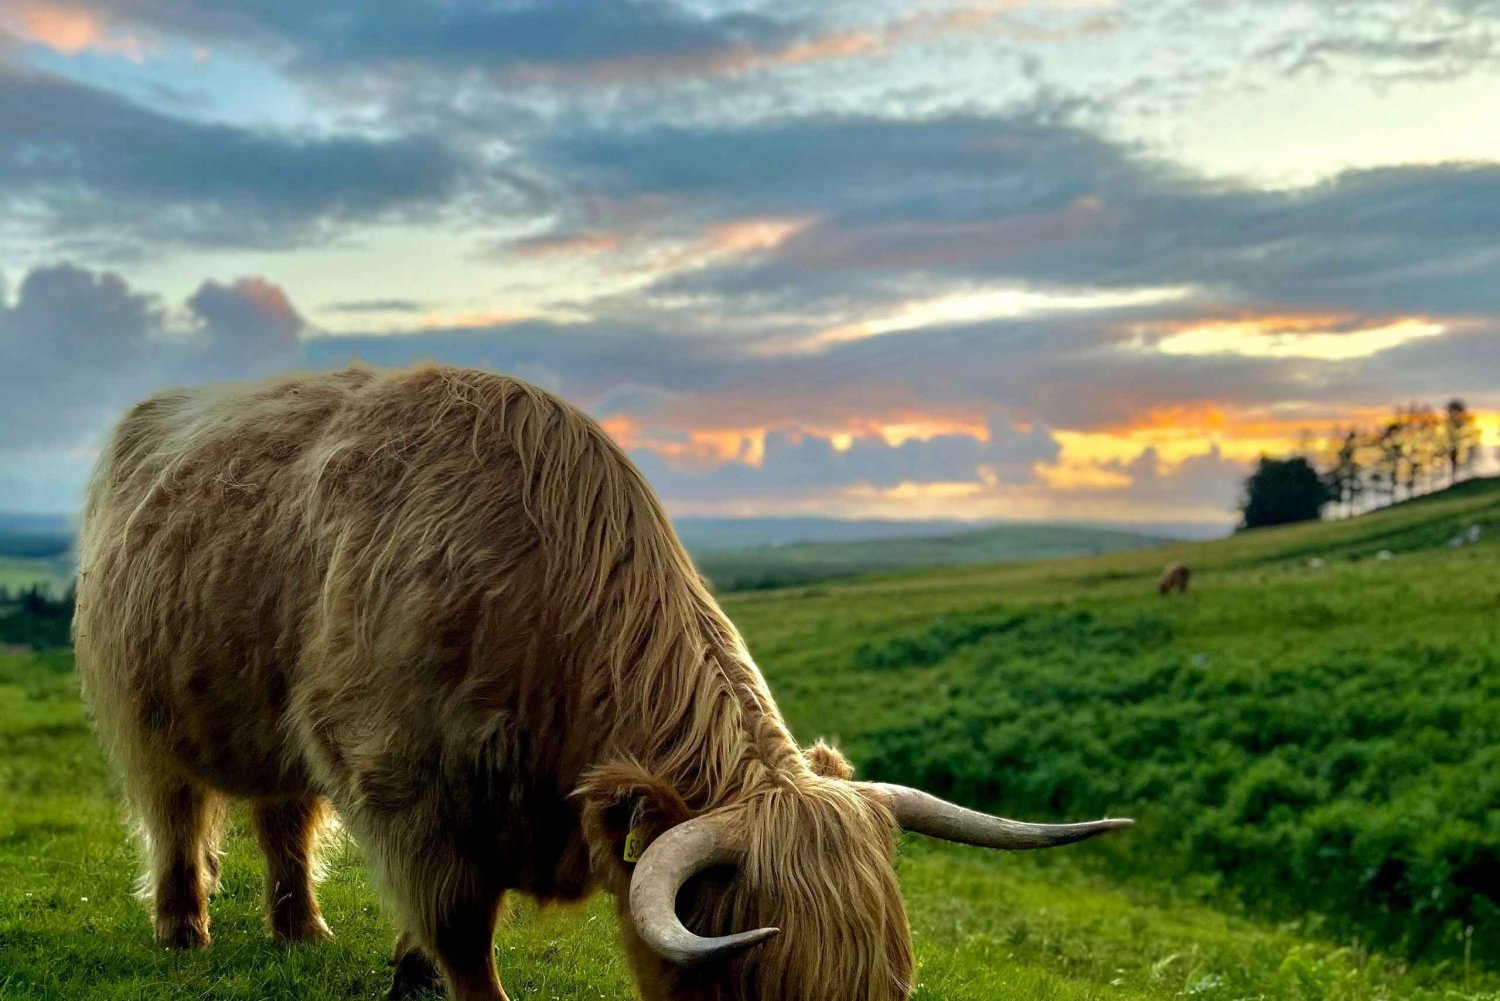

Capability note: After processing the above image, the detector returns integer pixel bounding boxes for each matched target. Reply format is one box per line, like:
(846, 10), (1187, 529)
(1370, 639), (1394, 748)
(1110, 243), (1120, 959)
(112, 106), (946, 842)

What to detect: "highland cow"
(76, 365), (1130, 1001)
(1158, 563), (1191, 595)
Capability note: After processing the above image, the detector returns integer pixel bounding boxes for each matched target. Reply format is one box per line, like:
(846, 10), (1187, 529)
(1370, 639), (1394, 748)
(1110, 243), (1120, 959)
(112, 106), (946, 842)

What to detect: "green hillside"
(698, 522), (1177, 591)
(726, 476), (1500, 962)
(1, 480), (1497, 999)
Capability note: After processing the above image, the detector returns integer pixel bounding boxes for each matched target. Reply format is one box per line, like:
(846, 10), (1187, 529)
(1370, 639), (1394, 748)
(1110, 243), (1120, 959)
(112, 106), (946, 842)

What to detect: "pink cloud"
(7, 3), (147, 59)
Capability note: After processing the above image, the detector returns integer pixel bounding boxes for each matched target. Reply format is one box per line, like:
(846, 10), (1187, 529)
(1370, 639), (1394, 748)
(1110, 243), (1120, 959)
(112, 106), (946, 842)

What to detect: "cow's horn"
(868, 783), (1133, 849)
(628, 816), (779, 967)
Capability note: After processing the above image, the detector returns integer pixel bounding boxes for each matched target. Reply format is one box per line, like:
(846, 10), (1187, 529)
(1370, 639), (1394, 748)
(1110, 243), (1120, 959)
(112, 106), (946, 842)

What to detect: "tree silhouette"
(1239, 456), (1332, 529)
(1305, 400), (1486, 520)
(1371, 419), (1406, 505)
(1441, 399), (1480, 485)
(1325, 430), (1365, 518)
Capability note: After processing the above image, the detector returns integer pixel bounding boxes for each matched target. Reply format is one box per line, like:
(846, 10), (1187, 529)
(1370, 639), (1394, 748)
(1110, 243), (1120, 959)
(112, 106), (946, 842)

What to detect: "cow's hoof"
(155, 915), (211, 950)
(388, 949), (444, 999)
(272, 913), (334, 945)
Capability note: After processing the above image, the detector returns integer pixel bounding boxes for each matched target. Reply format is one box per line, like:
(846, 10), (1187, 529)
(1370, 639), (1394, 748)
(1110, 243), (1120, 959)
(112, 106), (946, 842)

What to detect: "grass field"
(2, 481), (1498, 999)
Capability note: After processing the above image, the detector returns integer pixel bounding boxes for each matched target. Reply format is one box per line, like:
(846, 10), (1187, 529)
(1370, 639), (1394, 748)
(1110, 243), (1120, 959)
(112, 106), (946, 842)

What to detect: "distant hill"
(0, 513), (74, 535)
(695, 523), (1174, 591)
(0, 515), (75, 594)
(674, 515), (1226, 553)
(0, 511), (1220, 595)
(673, 517), (984, 553)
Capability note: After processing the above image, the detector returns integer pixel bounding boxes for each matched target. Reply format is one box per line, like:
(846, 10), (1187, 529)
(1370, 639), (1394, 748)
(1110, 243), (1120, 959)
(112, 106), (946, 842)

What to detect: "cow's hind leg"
(252, 796), (334, 943)
(133, 774), (226, 949)
(389, 930), (444, 1000)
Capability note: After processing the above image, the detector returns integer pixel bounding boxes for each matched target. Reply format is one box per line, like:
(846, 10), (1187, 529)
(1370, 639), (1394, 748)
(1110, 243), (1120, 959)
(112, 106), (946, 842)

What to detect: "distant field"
(698, 522), (1174, 591)
(1, 480), (1497, 999)
(0, 522), (75, 595)
(0, 555), (73, 595)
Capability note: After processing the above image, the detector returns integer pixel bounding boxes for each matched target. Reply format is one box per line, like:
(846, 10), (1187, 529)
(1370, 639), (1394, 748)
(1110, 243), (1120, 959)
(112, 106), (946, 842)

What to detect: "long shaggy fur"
(76, 364), (913, 1000)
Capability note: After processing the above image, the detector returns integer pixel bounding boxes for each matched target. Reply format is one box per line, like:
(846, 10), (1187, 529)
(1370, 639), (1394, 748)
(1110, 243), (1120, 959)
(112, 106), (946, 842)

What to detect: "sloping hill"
(721, 476), (1500, 966)
(697, 522), (1175, 591)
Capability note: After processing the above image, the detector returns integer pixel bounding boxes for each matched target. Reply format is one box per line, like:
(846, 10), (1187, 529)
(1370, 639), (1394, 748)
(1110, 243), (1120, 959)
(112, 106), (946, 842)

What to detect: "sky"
(1, 0), (1498, 525)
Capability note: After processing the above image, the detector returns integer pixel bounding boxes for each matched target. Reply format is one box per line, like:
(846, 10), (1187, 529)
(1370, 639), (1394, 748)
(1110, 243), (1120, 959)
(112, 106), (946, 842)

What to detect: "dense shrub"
(856, 605), (1500, 963)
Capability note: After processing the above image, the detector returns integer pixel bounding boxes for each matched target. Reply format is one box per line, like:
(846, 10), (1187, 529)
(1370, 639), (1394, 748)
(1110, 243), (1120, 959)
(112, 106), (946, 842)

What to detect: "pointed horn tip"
(1095, 817), (1135, 833)
(670, 927), (779, 968)
(725, 926), (780, 951)
(743, 926), (780, 946)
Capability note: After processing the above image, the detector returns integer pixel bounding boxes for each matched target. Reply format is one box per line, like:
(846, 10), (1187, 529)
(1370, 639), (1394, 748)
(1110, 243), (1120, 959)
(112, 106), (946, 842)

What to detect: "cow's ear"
(576, 762), (694, 888)
(805, 739), (855, 779)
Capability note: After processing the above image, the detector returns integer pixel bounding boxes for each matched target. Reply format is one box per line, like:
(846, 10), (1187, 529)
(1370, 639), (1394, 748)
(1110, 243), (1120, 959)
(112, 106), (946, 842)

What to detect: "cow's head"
(581, 743), (1131, 1001)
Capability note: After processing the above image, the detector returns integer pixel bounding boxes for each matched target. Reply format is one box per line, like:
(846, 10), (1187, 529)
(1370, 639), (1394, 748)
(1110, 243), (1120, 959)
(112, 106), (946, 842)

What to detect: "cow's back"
(77, 364), (648, 817)
(76, 367), (383, 796)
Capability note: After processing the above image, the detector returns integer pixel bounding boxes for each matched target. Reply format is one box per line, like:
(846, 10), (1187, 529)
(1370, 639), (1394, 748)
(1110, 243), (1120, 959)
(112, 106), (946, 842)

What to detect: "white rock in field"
(1307, 557), (1326, 569)
(1376, 549), (1394, 561)
(1467, 524), (1482, 543)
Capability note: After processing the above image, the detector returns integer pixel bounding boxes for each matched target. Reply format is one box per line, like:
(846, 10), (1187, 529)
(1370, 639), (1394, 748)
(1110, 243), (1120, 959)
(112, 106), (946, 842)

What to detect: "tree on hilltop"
(1239, 456), (1332, 529)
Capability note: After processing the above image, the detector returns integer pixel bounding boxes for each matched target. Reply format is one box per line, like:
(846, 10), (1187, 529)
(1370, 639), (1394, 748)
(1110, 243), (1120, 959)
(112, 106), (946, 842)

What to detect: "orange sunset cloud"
(1145, 313), (1447, 361)
(8, 3), (145, 59)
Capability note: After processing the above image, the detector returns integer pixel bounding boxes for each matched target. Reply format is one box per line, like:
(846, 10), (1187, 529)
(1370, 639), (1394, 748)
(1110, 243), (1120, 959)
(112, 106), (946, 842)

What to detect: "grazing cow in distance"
(75, 365), (1131, 1001)
(1158, 563), (1191, 595)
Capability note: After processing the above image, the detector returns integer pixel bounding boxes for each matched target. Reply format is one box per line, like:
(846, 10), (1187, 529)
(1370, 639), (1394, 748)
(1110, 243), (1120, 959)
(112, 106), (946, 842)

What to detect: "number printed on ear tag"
(624, 826), (646, 863)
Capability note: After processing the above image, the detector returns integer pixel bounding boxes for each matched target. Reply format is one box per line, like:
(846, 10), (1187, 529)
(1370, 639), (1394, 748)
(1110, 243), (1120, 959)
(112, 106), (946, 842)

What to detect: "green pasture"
(2, 480), (1498, 998)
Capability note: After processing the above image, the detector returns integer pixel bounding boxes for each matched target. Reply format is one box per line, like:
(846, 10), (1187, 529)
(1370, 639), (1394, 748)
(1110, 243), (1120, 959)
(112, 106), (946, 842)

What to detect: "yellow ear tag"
(624, 826), (646, 863)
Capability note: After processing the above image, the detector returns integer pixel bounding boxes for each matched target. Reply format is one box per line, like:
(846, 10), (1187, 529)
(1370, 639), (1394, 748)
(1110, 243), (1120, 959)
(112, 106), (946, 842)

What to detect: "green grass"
(3, 481), (1499, 998)
(698, 523), (1173, 591)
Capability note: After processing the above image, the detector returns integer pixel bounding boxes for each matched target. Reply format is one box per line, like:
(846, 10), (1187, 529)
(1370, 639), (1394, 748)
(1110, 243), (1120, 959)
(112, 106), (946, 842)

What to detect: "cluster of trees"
(1240, 400), (1485, 529)
(0, 583), (75, 648)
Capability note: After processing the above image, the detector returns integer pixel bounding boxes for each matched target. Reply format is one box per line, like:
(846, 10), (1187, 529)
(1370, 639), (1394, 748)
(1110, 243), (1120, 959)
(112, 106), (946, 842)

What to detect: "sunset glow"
(1152, 316), (1447, 361)
(806, 284), (1193, 351)
(1, 0), (1496, 526)
(8, 3), (145, 59)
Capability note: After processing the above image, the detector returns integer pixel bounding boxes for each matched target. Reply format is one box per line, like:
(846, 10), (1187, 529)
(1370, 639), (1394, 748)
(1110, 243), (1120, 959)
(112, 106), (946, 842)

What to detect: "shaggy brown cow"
(1158, 563), (1191, 595)
(76, 365), (1130, 1001)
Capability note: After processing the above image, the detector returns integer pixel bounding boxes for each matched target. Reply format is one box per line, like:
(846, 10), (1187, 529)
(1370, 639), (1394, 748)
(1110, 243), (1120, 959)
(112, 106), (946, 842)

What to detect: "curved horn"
(868, 783), (1133, 849)
(628, 816), (780, 967)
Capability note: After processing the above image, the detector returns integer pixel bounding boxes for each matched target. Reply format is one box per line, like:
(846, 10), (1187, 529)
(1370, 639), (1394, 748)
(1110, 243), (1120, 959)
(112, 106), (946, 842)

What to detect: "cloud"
(0, 264), (159, 449)
(0, 264), (303, 450)
(304, 288), (1496, 445)
(630, 418), (1062, 506)
(321, 298), (425, 314)
(34, 0), (809, 81)
(4, 3), (147, 59)
(3, 254), (1493, 518)
(0, 63), (464, 255)
(531, 112), (1500, 320)
(1097, 446), (1245, 511)
(186, 277), (305, 373)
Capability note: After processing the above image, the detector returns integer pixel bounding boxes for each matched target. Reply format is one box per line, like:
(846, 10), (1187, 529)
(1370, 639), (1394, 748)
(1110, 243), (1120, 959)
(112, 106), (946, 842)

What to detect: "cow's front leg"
(388, 929), (444, 999)
(430, 886), (509, 1001)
